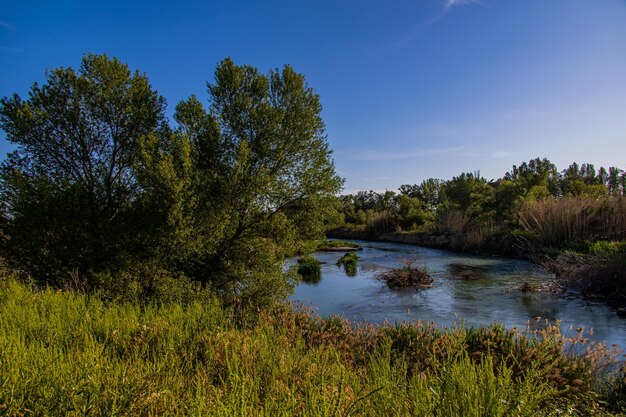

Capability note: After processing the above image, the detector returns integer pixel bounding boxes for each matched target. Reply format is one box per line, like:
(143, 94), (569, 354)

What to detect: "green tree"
(394, 194), (427, 230)
(504, 157), (560, 197)
(440, 172), (495, 219)
(138, 58), (343, 306)
(608, 167), (624, 195)
(560, 162), (608, 197)
(399, 178), (444, 211)
(1, 55), (342, 308)
(0, 54), (165, 284)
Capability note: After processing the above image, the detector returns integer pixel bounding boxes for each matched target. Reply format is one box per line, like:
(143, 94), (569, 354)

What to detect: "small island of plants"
(336, 251), (359, 276)
(317, 239), (362, 252)
(377, 260), (434, 289)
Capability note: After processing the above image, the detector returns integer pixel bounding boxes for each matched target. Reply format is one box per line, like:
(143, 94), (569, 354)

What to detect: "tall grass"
(519, 197), (626, 248)
(439, 209), (498, 251)
(0, 278), (623, 416)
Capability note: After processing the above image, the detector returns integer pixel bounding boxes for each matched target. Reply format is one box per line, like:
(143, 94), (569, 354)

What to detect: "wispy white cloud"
(353, 146), (465, 161)
(336, 170), (375, 185)
(0, 21), (18, 32)
(0, 20), (23, 53)
(0, 46), (21, 53)
(427, 0), (484, 25)
(445, 0), (483, 9)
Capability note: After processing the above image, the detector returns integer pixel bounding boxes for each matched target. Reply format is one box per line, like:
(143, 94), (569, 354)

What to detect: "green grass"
(569, 240), (626, 257)
(317, 240), (362, 251)
(0, 278), (624, 416)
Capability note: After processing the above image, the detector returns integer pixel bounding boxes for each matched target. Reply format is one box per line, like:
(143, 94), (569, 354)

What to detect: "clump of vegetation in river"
(336, 251), (359, 276)
(297, 255), (321, 277)
(317, 239), (362, 251)
(377, 260), (434, 289)
(0, 278), (623, 416)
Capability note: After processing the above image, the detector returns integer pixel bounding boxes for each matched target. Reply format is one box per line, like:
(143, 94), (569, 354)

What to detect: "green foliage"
(297, 255), (321, 277)
(0, 279), (622, 416)
(0, 55), (343, 308)
(0, 53), (166, 285)
(136, 58), (343, 306)
(336, 157), (626, 256)
(440, 172), (495, 220)
(317, 239), (361, 250)
(562, 240), (626, 259)
(505, 157), (560, 196)
(399, 178), (444, 210)
(336, 251), (359, 276)
(395, 194), (427, 230)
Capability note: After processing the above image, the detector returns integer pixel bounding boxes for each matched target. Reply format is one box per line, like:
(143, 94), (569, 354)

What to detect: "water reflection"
(299, 271), (321, 285)
(289, 239), (626, 348)
(447, 263), (488, 280)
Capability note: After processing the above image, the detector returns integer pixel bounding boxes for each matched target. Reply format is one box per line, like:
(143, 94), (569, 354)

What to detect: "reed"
(438, 209), (498, 251)
(519, 197), (626, 248)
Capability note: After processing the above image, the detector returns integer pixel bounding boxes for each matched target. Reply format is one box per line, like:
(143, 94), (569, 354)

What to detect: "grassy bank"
(0, 278), (624, 416)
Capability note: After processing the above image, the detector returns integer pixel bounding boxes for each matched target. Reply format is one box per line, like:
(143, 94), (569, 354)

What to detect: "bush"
(297, 255), (321, 277)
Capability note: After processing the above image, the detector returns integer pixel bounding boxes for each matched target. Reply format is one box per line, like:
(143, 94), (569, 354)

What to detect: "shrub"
(297, 255), (321, 277)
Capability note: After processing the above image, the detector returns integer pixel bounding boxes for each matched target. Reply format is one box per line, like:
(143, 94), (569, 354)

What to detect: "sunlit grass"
(0, 278), (623, 416)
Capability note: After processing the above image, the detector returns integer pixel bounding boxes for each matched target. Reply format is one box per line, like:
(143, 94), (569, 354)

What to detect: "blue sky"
(1, 0), (625, 193)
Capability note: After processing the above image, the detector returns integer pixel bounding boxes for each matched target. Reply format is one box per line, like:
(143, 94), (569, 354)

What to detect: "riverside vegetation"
(333, 161), (626, 306)
(0, 277), (625, 416)
(0, 54), (625, 414)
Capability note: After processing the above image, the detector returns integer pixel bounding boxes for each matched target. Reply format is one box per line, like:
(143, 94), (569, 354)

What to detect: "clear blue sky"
(2, 0), (626, 193)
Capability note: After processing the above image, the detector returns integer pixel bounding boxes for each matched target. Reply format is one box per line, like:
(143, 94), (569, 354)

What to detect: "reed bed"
(0, 278), (623, 416)
(520, 197), (626, 248)
(438, 209), (498, 251)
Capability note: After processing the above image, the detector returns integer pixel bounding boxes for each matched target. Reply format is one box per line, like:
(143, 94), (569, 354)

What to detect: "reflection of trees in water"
(336, 252), (359, 277)
(359, 263), (385, 273)
(300, 272), (321, 285)
(447, 263), (489, 281)
(341, 263), (357, 277)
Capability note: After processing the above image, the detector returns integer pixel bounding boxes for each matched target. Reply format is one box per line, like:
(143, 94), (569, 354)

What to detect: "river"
(289, 239), (626, 349)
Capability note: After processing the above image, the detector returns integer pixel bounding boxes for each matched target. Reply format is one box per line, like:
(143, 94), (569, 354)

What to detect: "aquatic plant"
(297, 255), (321, 277)
(317, 240), (362, 251)
(337, 251), (359, 277)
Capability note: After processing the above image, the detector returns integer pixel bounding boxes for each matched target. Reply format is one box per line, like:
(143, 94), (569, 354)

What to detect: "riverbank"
(0, 278), (623, 415)
(328, 227), (527, 258)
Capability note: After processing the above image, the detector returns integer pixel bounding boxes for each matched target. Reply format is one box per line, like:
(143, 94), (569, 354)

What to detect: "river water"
(289, 239), (626, 349)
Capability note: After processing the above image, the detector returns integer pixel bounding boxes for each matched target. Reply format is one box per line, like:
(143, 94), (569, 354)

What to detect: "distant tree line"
(338, 157), (626, 249)
(0, 54), (343, 306)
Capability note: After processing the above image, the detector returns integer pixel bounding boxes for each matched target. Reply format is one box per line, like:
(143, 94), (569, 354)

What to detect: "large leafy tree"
(0, 54), (166, 283)
(1, 55), (342, 306)
(138, 58), (343, 305)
